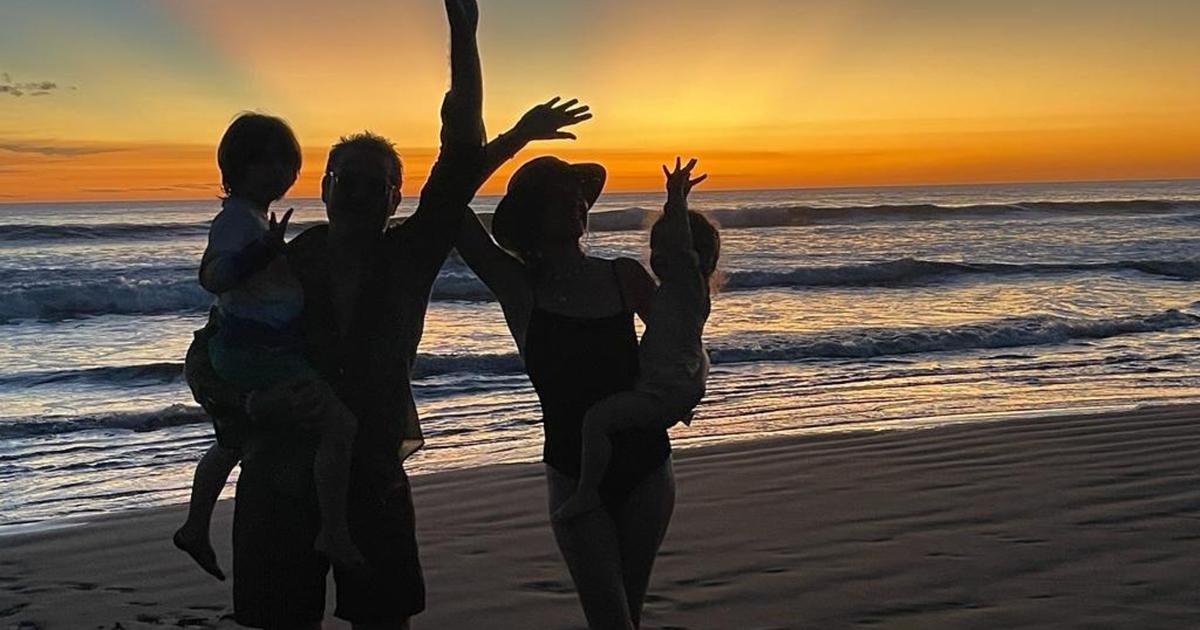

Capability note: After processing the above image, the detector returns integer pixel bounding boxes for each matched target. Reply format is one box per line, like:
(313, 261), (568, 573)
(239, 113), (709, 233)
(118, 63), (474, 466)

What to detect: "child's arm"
(199, 208), (291, 294)
(655, 158), (707, 280)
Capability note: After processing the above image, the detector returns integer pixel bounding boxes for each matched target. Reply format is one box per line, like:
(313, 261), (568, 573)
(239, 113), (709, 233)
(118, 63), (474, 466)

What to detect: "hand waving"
(264, 208), (293, 253)
(515, 97), (593, 141)
(662, 157), (707, 205)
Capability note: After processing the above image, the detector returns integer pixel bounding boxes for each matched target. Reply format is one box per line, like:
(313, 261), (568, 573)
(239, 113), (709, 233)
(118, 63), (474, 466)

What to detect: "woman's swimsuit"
(524, 260), (672, 508)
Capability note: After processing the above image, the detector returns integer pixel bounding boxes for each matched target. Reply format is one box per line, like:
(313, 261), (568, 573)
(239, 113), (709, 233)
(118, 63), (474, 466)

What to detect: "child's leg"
(302, 379), (366, 570)
(553, 391), (667, 522)
(174, 442), (241, 581)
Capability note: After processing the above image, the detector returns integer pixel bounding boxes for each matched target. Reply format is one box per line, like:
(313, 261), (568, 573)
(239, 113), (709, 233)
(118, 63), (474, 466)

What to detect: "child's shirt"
(201, 196), (304, 333)
(638, 206), (711, 397)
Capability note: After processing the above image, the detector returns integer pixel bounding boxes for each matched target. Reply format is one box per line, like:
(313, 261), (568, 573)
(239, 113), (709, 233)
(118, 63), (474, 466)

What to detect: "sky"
(1, 0), (1198, 202)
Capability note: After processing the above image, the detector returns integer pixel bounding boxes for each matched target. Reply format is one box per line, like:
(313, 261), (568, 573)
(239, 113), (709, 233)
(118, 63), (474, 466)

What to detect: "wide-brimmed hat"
(492, 156), (606, 254)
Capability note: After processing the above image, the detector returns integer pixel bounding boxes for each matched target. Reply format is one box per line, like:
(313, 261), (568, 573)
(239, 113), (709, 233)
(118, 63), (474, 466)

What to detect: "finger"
(675, 156), (682, 172)
(268, 212), (278, 228)
(685, 158), (698, 173)
(556, 98), (579, 111)
(544, 96), (561, 108)
(551, 131), (577, 140)
(690, 174), (708, 187)
(663, 164), (671, 178)
(563, 112), (593, 125)
(279, 208), (294, 231)
(564, 105), (590, 117)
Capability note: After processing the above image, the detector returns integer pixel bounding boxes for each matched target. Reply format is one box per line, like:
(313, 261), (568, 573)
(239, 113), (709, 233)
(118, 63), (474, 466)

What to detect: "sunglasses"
(326, 170), (398, 201)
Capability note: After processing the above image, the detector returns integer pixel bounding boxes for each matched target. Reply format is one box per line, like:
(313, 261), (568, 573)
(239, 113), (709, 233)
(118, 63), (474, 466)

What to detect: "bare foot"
(173, 527), (225, 581)
(552, 490), (603, 523)
(314, 529), (368, 575)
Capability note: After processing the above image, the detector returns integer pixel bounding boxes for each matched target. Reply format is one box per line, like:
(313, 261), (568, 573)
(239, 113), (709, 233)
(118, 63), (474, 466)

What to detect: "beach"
(7, 181), (1200, 528)
(3, 404), (1197, 629)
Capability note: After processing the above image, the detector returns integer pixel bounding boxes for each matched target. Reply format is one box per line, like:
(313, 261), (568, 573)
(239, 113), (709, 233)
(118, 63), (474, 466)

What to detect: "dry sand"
(2, 404), (1197, 629)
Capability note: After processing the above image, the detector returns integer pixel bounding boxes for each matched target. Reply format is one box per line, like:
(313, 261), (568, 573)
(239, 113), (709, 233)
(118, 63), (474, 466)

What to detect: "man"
(227, 0), (484, 625)
(184, 2), (593, 627)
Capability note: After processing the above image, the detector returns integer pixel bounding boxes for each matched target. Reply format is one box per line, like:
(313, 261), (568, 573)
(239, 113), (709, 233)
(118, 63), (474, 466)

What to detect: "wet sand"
(2, 404), (1197, 629)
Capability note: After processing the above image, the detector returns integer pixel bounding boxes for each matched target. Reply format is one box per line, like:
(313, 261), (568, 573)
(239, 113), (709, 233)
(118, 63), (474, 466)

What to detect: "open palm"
(516, 97), (593, 141)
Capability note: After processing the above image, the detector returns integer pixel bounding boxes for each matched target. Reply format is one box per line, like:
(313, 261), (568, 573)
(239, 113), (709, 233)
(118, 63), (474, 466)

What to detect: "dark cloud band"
(1, 74), (66, 98)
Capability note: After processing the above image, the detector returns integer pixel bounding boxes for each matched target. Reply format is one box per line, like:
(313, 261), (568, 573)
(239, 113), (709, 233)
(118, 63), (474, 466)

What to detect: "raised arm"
(454, 97), (594, 347)
(482, 97), (592, 181)
(657, 157), (707, 259)
(396, 0), (488, 283)
(456, 208), (536, 349)
(441, 0), (484, 148)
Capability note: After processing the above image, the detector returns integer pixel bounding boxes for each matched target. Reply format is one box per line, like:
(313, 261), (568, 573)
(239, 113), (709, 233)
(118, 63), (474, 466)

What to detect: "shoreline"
(3, 402), (1198, 628)
(0, 399), (1164, 536)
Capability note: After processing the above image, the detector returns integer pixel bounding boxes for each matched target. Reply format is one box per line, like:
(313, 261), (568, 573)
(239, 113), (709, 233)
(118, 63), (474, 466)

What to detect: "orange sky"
(1, 0), (1198, 202)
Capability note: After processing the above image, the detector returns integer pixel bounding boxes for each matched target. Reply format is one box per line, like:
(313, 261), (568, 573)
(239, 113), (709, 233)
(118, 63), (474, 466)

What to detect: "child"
(173, 112), (364, 580)
(553, 157), (719, 522)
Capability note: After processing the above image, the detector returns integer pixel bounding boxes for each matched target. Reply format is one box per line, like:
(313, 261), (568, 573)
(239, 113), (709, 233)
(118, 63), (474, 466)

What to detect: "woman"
(457, 155), (670, 629)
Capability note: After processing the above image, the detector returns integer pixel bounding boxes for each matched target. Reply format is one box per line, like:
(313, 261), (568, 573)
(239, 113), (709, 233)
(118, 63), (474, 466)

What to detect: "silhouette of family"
(178, 2), (719, 628)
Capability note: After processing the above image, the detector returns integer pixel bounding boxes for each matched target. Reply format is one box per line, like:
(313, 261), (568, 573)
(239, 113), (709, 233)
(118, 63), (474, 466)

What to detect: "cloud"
(0, 141), (122, 157)
(81, 183), (214, 194)
(0, 74), (67, 97)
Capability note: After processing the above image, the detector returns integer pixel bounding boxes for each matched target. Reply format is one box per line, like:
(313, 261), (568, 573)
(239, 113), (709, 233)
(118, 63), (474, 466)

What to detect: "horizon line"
(3, 176), (1198, 207)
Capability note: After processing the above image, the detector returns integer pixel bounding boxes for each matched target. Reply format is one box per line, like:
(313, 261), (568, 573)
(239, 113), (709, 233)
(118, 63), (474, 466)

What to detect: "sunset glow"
(2, 0), (1198, 201)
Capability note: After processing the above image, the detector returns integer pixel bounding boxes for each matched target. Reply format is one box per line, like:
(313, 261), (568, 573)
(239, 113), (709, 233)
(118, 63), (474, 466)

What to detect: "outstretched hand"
(264, 208), (293, 253)
(445, 0), (479, 32)
(663, 157), (707, 205)
(514, 97), (593, 141)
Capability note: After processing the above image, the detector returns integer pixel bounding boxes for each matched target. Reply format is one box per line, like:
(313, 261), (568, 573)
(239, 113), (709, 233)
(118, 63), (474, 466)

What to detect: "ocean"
(3, 179), (1200, 528)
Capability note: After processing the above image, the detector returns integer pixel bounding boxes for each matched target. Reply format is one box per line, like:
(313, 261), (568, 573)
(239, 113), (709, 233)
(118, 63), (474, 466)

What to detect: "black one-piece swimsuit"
(523, 262), (671, 508)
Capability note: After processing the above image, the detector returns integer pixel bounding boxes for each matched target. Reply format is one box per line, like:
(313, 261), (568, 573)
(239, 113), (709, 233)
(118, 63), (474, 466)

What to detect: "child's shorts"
(208, 330), (318, 392)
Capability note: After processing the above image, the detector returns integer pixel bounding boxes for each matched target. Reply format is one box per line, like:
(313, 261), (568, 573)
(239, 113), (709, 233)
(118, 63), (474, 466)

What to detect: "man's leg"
(334, 472), (426, 626)
(233, 448), (329, 629)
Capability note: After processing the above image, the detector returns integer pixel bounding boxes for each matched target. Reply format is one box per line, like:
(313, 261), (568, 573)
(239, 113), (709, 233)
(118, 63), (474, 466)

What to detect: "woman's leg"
(613, 459), (676, 628)
(547, 466), (636, 630)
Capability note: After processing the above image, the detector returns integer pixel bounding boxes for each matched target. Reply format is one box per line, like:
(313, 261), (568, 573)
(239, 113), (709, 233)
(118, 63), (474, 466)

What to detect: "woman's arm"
(481, 97), (592, 182)
(456, 209), (535, 350)
(455, 97), (594, 348)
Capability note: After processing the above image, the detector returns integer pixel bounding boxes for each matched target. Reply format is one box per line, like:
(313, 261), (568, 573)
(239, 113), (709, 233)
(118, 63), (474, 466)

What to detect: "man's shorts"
(232, 446), (425, 628)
